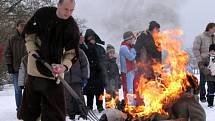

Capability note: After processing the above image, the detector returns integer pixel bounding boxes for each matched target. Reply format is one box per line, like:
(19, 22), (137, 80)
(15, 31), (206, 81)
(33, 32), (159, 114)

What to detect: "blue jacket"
(119, 44), (136, 73)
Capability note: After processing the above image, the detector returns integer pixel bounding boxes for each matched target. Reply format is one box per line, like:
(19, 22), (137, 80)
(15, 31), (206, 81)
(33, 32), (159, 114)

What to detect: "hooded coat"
(83, 29), (107, 94)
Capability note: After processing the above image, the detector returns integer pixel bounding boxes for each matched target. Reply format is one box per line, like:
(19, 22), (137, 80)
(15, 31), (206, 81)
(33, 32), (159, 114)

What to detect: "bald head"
(57, 0), (75, 19)
(58, 0), (75, 5)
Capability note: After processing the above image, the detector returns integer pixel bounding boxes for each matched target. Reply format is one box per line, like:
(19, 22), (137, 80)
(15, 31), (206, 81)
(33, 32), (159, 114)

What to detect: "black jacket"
(82, 29), (107, 93)
(64, 49), (89, 84)
(134, 30), (162, 79)
(105, 57), (121, 92)
(134, 30), (161, 63)
(24, 7), (79, 63)
(83, 43), (107, 93)
(24, 7), (79, 78)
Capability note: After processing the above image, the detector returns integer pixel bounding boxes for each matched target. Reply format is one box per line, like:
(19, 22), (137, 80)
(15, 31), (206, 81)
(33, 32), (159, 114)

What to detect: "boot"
(207, 95), (214, 108)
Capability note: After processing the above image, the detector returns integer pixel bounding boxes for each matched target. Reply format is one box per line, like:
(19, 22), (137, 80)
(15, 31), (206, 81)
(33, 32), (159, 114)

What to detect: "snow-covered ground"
(0, 84), (102, 121)
(0, 75), (215, 121)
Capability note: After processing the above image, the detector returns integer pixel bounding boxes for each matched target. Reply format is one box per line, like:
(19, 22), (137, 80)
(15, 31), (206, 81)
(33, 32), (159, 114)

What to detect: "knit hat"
(106, 44), (115, 53)
(209, 44), (215, 51)
(149, 21), (160, 31)
(123, 31), (135, 41)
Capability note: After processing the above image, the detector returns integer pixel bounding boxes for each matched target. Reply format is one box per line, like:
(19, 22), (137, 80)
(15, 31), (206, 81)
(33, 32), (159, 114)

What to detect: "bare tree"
(0, 0), (54, 42)
(75, 18), (88, 33)
(0, 0), (54, 75)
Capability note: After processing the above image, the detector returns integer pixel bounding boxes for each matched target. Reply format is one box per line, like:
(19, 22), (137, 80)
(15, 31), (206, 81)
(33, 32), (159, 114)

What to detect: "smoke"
(74, 0), (184, 48)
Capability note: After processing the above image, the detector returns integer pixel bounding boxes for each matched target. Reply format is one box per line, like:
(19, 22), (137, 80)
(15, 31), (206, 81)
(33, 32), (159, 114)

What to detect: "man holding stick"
(23, 0), (79, 121)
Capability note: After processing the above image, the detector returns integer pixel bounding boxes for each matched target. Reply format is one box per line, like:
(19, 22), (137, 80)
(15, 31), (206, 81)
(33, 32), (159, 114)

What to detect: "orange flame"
(123, 29), (190, 118)
(100, 92), (120, 109)
(103, 29), (191, 119)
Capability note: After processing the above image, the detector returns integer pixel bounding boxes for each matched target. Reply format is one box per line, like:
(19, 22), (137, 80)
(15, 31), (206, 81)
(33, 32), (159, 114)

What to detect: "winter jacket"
(105, 57), (121, 92)
(134, 30), (162, 79)
(193, 31), (215, 63)
(134, 30), (162, 63)
(64, 49), (88, 116)
(18, 55), (28, 87)
(64, 49), (89, 84)
(4, 31), (26, 73)
(83, 42), (107, 94)
(119, 42), (136, 73)
(119, 41), (136, 105)
(198, 55), (215, 82)
(24, 7), (79, 79)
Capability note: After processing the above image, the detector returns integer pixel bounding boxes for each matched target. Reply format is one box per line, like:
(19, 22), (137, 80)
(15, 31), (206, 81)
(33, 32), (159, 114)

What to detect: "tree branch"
(6, 0), (23, 13)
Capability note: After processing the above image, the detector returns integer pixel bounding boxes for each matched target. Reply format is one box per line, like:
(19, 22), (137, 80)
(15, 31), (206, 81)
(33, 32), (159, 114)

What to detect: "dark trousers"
(86, 91), (103, 110)
(23, 76), (66, 121)
(200, 71), (206, 100)
(65, 83), (85, 117)
(207, 81), (215, 106)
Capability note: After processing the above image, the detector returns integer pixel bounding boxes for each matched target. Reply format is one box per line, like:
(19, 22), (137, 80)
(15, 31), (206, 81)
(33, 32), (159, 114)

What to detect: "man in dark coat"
(22, 0), (79, 121)
(83, 29), (106, 112)
(134, 21), (161, 80)
(4, 19), (26, 115)
(64, 49), (89, 120)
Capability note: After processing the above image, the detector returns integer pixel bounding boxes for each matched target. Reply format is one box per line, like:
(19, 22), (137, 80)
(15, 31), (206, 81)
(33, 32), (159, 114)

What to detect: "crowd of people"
(3, 0), (215, 121)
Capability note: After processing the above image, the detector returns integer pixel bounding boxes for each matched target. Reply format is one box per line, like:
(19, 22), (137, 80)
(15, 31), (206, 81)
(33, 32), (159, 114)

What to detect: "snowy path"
(0, 84), (215, 121)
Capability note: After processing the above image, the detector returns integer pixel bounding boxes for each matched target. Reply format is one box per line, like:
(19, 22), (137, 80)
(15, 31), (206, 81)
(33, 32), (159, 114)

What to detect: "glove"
(52, 64), (67, 75)
(7, 64), (14, 74)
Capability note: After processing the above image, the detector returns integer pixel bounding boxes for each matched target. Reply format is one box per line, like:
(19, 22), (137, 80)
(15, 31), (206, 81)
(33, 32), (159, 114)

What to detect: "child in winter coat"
(119, 31), (136, 106)
(198, 43), (215, 108)
(105, 44), (121, 108)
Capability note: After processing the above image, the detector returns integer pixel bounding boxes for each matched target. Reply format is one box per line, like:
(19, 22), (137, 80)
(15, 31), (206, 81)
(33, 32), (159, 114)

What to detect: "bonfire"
(103, 29), (196, 121)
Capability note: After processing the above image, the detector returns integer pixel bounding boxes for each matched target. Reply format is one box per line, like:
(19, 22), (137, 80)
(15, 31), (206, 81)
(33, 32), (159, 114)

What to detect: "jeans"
(126, 71), (136, 106)
(200, 71), (206, 100)
(11, 73), (22, 111)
